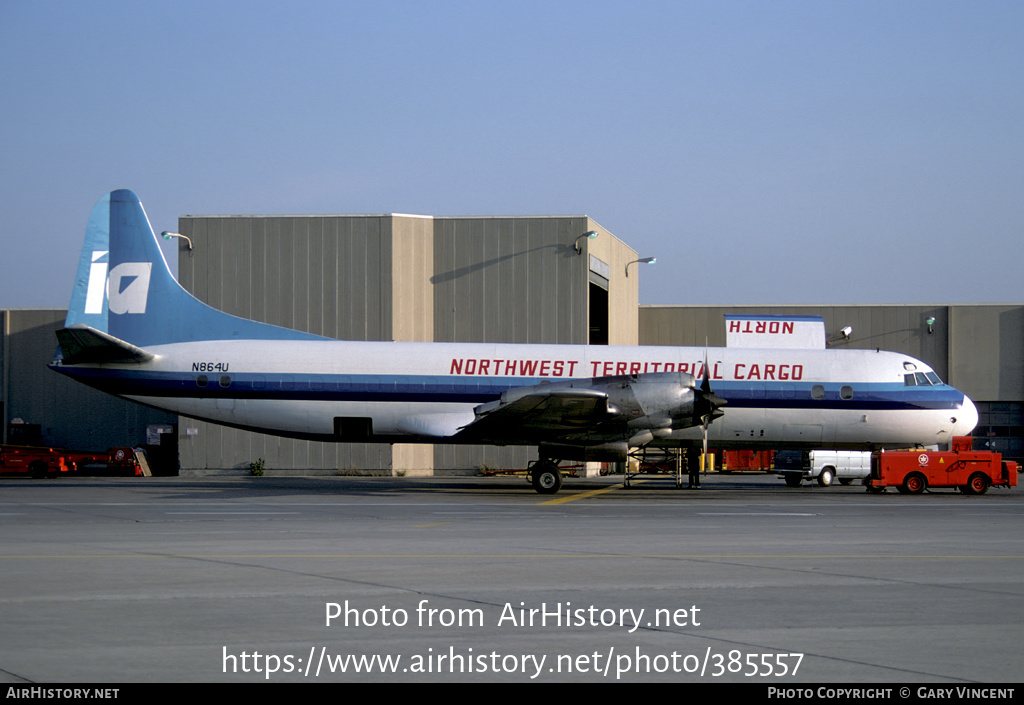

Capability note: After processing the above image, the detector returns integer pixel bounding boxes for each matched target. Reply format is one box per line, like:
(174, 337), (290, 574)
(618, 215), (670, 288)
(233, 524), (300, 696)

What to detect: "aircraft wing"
(467, 385), (614, 442)
(458, 371), (715, 447)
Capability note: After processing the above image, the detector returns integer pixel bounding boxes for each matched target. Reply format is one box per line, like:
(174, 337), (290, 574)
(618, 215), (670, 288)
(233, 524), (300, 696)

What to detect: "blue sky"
(2, 0), (1021, 308)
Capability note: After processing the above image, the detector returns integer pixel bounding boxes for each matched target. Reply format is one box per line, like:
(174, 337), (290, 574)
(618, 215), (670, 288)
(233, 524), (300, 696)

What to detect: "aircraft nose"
(953, 396), (979, 437)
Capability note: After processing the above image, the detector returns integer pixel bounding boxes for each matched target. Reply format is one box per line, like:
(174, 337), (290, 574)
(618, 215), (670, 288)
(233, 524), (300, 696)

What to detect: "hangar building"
(171, 213), (639, 475)
(2, 210), (1021, 472)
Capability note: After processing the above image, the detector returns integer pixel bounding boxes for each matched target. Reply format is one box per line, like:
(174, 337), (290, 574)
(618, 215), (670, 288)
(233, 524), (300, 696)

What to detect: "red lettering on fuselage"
(452, 357), (794, 381)
(734, 362), (804, 381)
(449, 358), (579, 377)
(519, 360), (538, 376)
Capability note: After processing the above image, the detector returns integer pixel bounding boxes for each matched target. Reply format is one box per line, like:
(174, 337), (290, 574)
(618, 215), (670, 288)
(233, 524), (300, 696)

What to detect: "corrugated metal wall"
(179, 216), (396, 341)
(949, 305), (1024, 400)
(175, 215), (402, 473)
(431, 217), (591, 344)
(430, 216), (593, 471)
(1, 309), (174, 450)
(172, 211), (640, 474)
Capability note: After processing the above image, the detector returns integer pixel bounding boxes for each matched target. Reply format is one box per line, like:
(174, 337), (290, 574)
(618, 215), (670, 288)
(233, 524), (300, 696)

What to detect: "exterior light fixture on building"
(625, 257), (656, 276)
(161, 231), (193, 252)
(574, 230), (598, 254)
(827, 325), (853, 346)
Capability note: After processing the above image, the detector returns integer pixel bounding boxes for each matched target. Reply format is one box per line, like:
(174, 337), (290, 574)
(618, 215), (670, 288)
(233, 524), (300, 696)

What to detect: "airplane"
(50, 190), (979, 493)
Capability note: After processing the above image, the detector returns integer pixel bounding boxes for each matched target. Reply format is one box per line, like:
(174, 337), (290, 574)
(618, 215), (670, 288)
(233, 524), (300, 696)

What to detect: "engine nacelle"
(598, 371), (699, 430)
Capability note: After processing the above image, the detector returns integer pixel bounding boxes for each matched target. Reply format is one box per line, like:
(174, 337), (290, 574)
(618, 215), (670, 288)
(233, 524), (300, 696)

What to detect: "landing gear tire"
(902, 472), (927, 495)
(531, 462), (562, 495)
(817, 467), (835, 487)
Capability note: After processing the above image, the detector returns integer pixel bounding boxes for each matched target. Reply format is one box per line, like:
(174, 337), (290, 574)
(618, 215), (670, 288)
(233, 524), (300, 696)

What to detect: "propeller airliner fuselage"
(51, 191), (979, 493)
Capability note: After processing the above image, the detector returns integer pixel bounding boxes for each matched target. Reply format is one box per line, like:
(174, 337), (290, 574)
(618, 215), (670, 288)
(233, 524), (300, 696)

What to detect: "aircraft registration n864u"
(51, 190), (978, 493)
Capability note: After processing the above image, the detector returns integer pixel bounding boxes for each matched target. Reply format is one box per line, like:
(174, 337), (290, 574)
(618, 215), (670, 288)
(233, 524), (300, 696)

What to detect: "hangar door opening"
(588, 254), (610, 345)
(589, 280), (608, 345)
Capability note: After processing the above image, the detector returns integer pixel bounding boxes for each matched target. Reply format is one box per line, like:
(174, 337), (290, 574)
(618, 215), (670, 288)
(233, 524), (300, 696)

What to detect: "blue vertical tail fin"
(64, 190), (327, 347)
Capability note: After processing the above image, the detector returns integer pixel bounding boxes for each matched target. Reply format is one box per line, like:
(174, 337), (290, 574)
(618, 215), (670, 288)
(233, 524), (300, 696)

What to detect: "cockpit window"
(905, 371), (944, 387)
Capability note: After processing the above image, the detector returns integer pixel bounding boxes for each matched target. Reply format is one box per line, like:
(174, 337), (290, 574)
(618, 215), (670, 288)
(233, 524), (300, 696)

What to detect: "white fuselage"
(66, 339), (978, 450)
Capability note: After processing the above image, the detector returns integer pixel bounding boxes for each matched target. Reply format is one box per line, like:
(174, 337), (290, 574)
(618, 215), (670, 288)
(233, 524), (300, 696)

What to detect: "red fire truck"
(866, 437), (1018, 494)
(0, 445), (143, 477)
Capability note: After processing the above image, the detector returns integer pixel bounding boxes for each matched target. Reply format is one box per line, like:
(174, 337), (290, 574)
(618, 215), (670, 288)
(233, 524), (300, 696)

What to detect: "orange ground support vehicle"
(866, 437), (1018, 495)
(719, 449), (774, 473)
(0, 445), (142, 477)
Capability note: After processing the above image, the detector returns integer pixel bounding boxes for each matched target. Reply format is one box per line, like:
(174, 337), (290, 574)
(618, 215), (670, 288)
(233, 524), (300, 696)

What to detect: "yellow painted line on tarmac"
(538, 479), (646, 505)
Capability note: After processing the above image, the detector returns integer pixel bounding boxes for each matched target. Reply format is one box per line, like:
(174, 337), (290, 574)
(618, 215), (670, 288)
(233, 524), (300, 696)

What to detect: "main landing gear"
(528, 459), (562, 494)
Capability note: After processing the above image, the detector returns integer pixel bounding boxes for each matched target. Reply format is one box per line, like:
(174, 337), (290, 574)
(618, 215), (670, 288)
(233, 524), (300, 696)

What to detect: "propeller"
(693, 350), (727, 467)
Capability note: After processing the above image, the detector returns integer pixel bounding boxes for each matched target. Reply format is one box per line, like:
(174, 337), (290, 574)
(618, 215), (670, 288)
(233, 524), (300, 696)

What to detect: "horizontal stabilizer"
(55, 324), (155, 364)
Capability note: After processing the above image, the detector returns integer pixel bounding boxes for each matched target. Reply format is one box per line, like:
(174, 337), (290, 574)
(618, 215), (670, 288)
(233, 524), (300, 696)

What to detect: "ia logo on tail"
(83, 251), (152, 315)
